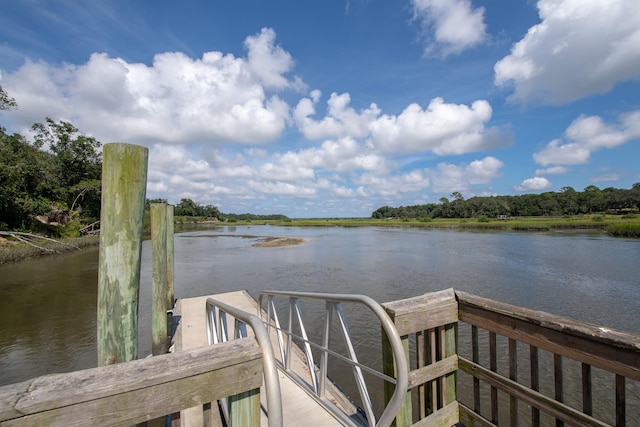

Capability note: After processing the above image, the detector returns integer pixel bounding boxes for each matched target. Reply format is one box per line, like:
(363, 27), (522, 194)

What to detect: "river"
(1, 226), (639, 415)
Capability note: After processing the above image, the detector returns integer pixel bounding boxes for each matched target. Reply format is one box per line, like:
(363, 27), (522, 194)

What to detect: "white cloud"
(426, 156), (503, 194)
(369, 97), (510, 155)
(357, 170), (431, 197)
(279, 137), (388, 173)
(2, 28), (299, 145)
(494, 0), (640, 104)
(515, 177), (552, 192)
(294, 92), (380, 140)
(533, 110), (640, 166)
(535, 166), (570, 175)
(411, 0), (488, 57)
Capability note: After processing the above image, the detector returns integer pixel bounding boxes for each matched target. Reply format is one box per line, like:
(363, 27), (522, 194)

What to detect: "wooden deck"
(173, 291), (348, 427)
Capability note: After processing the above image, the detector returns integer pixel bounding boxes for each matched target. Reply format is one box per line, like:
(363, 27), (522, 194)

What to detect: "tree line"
(372, 185), (640, 220)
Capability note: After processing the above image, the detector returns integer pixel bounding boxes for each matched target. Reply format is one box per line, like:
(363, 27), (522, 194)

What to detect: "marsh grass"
(0, 235), (99, 264)
(229, 214), (640, 237)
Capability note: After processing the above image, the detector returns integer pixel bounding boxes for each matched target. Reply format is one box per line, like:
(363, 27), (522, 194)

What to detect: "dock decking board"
(174, 291), (347, 426)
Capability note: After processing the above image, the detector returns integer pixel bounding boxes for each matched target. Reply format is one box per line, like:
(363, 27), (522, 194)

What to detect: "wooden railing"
(382, 289), (640, 427)
(0, 338), (263, 427)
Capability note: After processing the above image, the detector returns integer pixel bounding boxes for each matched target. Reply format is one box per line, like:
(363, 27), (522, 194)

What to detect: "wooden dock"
(174, 291), (350, 426)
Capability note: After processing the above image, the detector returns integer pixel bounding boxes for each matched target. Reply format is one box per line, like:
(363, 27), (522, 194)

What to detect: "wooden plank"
(383, 289), (458, 335)
(407, 355), (458, 389)
(616, 374), (625, 427)
(412, 401), (459, 427)
(530, 345), (540, 427)
(555, 354), (564, 427)
(509, 338), (517, 427)
(472, 325), (480, 414)
(0, 339), (263, 427)
(443, 323), (457, 406)
(457, 294), (640, 381)
(230, 388), (260, 427)
(458, 402), (499, 427)
(489, 331), (497, 424)
(582, 363), (592, 416)
(458, 357), (610, 427)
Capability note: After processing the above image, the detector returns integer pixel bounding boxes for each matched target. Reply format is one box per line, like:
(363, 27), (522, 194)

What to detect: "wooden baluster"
(489, 331), (498, 424)
(616, 374), (626, 427)
(509, 338), (518, 427)
(530, 345), (540, 427)
(554, 354), (564, 427)
(582, 363), (592, 416)
(472, 325), (480, 414)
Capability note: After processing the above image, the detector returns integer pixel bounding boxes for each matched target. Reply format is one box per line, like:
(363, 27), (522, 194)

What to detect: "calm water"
(1, 226), (639, 396)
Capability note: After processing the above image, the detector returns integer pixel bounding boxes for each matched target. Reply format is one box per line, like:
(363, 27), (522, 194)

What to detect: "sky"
(1, 0), (639, 218)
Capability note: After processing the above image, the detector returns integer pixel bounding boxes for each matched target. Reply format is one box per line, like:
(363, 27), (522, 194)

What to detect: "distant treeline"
(372, 185), (640, 219)
(147, 198), (288, 222)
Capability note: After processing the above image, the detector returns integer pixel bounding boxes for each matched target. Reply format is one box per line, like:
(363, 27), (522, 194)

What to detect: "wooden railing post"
(97, 143), (148, 367)
(382, 331), (412, 427)
(151, 202), (168, 356)
(230, 388), (261, 426)
(444, 322), (457, 406)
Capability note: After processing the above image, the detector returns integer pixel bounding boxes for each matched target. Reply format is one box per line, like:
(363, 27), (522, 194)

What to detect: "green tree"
(31, 118), (102, 219)
(0, 85), (17, 112)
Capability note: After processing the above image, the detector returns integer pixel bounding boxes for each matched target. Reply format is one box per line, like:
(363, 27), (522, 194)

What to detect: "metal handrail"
(257, 291), (409, 427)
(206, 298), (283, 427)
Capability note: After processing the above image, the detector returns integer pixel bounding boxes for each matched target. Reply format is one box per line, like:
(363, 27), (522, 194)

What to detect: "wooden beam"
(0, 338), (262, 427)
(458, 357), (609, 427)
(457, 292), (640, 381)
(383, 288), (458, 336)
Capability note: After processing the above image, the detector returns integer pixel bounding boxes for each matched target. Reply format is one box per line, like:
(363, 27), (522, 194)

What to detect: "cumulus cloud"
(426, 156), (503, 194)
(494, 0), (640, 104)
(533, 110), (640, 166)
(515, 177), (552, 192)
(2, 28), (299, 145)
(279, 137), (388, 173)
(411, 0), (488, 57)
(369, 98), (511, 155)
(294, 91), (380, 139)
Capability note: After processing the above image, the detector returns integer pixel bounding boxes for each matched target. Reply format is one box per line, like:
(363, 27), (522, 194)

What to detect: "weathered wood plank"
(407, 355), (458, 390)
(458, 402), (498, 427)
(411, 401), (459, 427)
(457, 293), (640, 381)
(383, 289), (458, 336)
(0, 339), (262, 427)
(458, 357), (610, 427)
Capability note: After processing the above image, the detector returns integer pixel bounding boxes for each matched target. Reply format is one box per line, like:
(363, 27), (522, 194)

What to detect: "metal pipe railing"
(257, 291), (409, 427)
(206, 297), (283, 427)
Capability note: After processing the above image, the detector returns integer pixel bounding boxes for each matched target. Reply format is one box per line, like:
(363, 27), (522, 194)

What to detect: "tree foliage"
(0, 115), (102, 232)
(371, 186), (640, 220)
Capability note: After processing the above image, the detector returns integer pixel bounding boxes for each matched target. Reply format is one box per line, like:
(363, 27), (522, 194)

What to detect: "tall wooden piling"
(166, 204), (174, 347)
(97, 143), (148, 366)
(151, 203), (169, 356)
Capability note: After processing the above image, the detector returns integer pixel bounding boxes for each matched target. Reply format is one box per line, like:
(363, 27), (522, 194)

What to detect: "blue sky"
(1, 0), (639, 217)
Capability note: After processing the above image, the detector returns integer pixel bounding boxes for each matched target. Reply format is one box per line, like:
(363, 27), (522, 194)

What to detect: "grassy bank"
(224, 214), (640, 237)
(0, 234), (100, 265)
